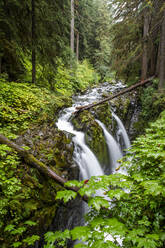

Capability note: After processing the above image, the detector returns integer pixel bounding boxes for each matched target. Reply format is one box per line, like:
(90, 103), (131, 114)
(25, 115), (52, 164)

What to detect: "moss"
(72, 111), (109, 167)
(133, 91), (165, 137)
(111, 95), (131, 121)
(0, 82), (76, 247)
(93, 102), (112, 129)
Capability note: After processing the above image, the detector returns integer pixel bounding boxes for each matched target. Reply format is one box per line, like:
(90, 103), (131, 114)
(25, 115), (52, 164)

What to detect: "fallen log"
(74, 76), (155, 114)
(0, 134), (88, 202)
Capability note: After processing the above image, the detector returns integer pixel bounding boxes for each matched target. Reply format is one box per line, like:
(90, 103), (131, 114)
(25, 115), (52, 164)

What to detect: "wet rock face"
(16, 123), (76, 178)
(110, 91), (141, 140)
(72, 111), (110, 170)
(93, 102), (113, 130)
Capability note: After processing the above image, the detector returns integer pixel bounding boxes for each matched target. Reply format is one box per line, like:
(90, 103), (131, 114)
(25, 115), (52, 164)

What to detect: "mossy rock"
(72, 110), (109, 167)
(0, 123), (75, 247)
(17, 124), (74, 172)
(93, 102), (112, 130)
(0, 81), (76, 247)
(111, 95), (131, 121)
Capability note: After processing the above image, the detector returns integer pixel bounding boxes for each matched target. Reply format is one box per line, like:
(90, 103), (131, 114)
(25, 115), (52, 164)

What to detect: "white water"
(96, 120), (122, 173)
(56, 83), (130, 178)
(56, 83), (130, 247)
(112, 112), (131, 150)
(56, 107), (104, 180)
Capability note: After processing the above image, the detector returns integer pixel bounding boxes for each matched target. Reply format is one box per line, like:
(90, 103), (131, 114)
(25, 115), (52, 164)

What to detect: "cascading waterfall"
(56, 108), (104, 180)
(96, 120), (122, 173)
(112, 112), (131, 150)
(56, 82), (129, 180)
(55, 82), (131, 246)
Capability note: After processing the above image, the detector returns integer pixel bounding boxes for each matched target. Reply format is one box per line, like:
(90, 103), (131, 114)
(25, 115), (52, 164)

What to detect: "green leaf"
(141, 180), (163, 196)
(107, 189), (126, 200)
(4, 224), (15, 232)
(23, 235), (40, 245)
(24, 220), (37, 226)
(71, 226), (91, 241)
(12, 242), (22, 248)
(65, 180), (84, 188)
(88, 196), (110, 211)
(56, 190), (77, 203)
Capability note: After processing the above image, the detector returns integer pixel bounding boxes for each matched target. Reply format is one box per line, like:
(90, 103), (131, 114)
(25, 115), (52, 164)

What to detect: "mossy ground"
(0, 81), (75, 247)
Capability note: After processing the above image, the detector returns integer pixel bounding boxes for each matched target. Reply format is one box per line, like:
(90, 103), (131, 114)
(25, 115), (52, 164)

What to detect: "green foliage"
(0, 79), (72, 247)
(45, 111), (165, 247)
(0, 66), (99, 247)
(0, 79), (69, 136)
(0, 0), (70, 80)
(4, 222), (40, 247)
(52, 59), (99, 95)
(56, 190), (77, 203)
(17, 56), (99, 94)
(74, 60), (100, 90)
(134, 79), (165, 135)
(44, 230), (70, 248)
(75, 0), (112, 79)
(140, 82), (158, 120)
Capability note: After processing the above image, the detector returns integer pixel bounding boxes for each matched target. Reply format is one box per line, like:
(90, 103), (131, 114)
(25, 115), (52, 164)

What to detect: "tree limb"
(74, 76), (155, 114)
(0, 134), (88, 201)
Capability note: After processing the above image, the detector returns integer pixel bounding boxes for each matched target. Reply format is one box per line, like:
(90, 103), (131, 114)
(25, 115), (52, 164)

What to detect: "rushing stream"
(55, 82), (131, 247)
(56, 82), (130, 180)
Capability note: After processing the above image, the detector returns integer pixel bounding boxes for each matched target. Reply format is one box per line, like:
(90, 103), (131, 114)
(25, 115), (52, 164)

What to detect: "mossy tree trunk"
(159, 9), (165, 90)
(0, 134), (67, 186)
(70, 0), (74, 54)
(32, 0), (36, 84)
(0, 134), (89, 201)
(141, 8), (150, 81)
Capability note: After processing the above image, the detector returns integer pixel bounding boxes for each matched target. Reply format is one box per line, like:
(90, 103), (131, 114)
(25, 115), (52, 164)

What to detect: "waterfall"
(56, 84), (131, 178)
(112, 112), (131, 150)
(56, 108), (104, 180)
(55, 83), (131, 245)
(96, 120), (122, 173)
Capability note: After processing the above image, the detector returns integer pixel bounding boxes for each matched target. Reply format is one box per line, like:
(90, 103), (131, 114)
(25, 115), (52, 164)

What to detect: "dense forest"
(0, 0), (165, 247)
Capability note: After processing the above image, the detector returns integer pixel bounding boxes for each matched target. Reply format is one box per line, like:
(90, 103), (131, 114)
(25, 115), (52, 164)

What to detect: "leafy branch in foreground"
(44, 110), (165, 248)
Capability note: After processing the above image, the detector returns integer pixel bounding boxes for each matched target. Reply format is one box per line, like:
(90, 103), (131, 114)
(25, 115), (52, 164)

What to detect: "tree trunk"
(0, 134), (88, 202)
(159, 10), (165, 90)
(70, 0), (74, 54)
(150, 41), (156, 76)
(32, 0), (36, 84)
(74, 76), (155, 114)
(76, 31), (79, 61)
(0, 134), (67, 186)
(0, 57), (1, 74)
(156, 41), (160, 77)
(141, 9), (150, 80)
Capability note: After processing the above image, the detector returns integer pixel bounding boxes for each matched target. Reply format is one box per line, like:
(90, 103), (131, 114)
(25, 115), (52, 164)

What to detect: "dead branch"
(74, 76), (155, 114)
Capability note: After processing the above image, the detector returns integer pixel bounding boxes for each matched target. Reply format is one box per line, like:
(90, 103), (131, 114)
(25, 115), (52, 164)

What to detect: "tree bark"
(70, 0), (74, 54)
(0, 134), (88, 202)
(141, 9), (150, 80)
(74, 76), (155, 114)
(159, 10), (165, 90)
(76, 31), (79, 61)
(0, 57), (1, 74)
(156, 41), (160, 77)
(0, 134), (67, 186)
(32, 0), (36, 84)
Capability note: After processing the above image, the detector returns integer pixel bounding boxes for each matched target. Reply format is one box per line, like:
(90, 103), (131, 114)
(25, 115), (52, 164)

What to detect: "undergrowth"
(0, 59), (98, 247)
(44, 110), (165, 248)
